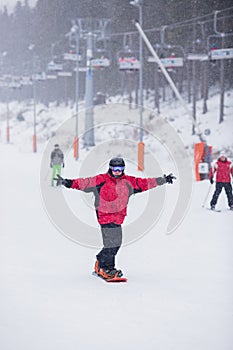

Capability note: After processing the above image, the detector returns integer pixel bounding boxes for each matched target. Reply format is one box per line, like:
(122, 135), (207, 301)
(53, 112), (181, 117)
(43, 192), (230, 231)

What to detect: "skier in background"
(54, 157), (176, 280)
(50, 144), (64, 187)
(209, 151), (233, 210)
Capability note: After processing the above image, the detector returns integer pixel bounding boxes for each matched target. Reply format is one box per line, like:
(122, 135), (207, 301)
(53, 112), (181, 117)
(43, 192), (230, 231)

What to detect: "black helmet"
(109, 157), (125, 167)
(108, 157), (125, 178)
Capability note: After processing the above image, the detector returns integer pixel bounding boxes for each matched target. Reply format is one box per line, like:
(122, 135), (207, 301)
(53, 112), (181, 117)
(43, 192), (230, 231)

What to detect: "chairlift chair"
(117, 33), (140, 72)
(91, 38), (110, 68)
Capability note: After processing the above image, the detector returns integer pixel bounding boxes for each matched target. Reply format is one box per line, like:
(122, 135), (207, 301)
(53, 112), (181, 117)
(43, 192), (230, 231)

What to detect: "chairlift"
(20, 76), (33, 86)
(148, 27), (185, 71)
(5, 75), (22, 89)
(162, 53), (184, 72)
(47, 60), (63, 72)
(91, 57), (110, 68)
(118, 55), (140, 71)
(117, 34), (140, 71)
(57, 71), (73, 77)
(46, 74), (57, 80)
(32, 72), (47, 81)
(91, 38), (110, 68)
(9, 81), (21, 89)
(64, 51), (82, 62)
(148, 47), (184, 71)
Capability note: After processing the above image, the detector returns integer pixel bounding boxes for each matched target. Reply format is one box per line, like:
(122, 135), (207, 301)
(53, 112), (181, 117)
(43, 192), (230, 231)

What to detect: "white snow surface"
(1, 91), (233, 349)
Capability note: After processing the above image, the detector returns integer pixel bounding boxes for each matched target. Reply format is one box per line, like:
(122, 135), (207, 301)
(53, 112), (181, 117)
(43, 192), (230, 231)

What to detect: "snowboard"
(92, 272), (127, 283)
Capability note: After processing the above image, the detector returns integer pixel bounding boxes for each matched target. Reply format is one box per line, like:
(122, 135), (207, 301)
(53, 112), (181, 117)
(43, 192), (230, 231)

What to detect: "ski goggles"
(110, 166), (125, 172)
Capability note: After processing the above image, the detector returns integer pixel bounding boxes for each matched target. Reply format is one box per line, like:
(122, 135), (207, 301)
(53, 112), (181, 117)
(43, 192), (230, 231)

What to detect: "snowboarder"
(54, 157), (176, 280)
(50, 144), (64, 187)
(209, 151), (233, 210)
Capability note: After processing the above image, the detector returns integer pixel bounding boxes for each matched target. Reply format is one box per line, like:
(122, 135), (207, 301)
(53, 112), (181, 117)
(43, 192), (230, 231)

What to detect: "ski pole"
(202, 183), (213, 208)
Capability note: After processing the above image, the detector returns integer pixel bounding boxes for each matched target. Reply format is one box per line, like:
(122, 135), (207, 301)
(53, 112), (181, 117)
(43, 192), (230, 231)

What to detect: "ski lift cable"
(134, 20), (203, 140)
(215, 5), (233, 14)
(197, 14), (233, 26)
(147, 12), (214, 31)
(167, 15), (233, 31)
(164, 10), (233, 30)
(109, 8), (233, 38)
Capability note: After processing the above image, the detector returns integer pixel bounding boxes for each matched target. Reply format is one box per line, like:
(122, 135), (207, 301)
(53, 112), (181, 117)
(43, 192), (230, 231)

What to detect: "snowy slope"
(1, 87), (233, 349)
(1, 143), (233, 350)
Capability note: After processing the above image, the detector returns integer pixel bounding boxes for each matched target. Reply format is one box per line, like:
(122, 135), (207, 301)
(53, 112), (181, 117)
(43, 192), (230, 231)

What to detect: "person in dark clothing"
(54, 157), (176, 279)
(50, 144), (64, 187)
(96, 223), (123, 277)
(209, 151), (233, 210)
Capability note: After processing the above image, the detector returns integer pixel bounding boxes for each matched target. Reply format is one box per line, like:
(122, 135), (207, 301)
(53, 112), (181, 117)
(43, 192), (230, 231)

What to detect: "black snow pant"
(96, 223), (122, 270)
(210, 182), (233, 207)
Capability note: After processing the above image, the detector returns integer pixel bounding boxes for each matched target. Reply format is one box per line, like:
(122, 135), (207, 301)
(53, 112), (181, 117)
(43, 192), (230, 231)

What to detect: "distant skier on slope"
(50, 144), (64, 187)
(209, 151), (233, 210)
(54, 157), (176, 280)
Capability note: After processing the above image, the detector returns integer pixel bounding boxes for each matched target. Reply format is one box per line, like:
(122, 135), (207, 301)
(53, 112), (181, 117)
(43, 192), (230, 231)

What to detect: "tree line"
(0, 0), (232, 106)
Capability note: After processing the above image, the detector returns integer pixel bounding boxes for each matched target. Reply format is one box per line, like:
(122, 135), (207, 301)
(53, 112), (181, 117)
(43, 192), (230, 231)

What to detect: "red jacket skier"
(54, 157), (176, 280)
(209, 151), (233, 210)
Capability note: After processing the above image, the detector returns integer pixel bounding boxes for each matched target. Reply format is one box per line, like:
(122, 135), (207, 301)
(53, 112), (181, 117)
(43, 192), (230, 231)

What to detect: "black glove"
(53, 174), (73, 188)
(156, 173), (176, 185)
(210, 177), (214, 184)
(62, 163), (65, 168)
(50, 163), (53, 168)
(164, 173), (176, 184)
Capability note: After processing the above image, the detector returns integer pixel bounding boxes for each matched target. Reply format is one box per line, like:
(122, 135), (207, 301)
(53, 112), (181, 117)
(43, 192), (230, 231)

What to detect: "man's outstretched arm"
(125, 173), (176, 192)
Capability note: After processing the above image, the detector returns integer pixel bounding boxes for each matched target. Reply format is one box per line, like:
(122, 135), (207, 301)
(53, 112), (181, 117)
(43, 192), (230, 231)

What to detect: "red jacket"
(71, 173), (158, 225)
(210, 158), (233, 183)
